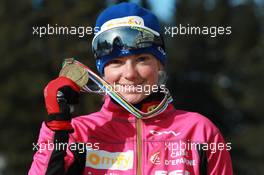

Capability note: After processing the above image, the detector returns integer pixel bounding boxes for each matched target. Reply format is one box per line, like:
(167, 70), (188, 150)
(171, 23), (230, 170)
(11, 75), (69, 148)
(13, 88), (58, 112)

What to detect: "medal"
(59, 58), (89, 88)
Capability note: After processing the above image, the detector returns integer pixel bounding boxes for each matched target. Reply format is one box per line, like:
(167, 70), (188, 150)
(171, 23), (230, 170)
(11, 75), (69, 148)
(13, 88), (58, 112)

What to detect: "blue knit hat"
(93, 2), (167, 74)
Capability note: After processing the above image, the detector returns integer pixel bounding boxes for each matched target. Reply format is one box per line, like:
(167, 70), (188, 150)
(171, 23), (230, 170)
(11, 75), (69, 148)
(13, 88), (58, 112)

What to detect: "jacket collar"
(100, 92), (175, 121)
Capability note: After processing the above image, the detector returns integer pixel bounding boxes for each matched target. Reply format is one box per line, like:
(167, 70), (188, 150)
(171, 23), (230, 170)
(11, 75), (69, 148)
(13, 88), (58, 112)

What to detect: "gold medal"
(59, 59), (89, 88)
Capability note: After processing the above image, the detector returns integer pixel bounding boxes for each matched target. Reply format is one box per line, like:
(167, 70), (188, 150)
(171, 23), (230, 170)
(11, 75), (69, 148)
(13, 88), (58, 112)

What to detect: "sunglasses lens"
(92, 27), (163, 59)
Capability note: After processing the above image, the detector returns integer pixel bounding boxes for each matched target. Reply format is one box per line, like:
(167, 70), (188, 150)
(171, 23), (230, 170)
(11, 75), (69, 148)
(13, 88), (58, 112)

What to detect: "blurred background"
(0, 0), (263, 174)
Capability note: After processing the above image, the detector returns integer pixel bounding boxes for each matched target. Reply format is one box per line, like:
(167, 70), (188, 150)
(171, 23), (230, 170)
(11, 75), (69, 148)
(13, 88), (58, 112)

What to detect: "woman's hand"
(43, 76), (80, 131)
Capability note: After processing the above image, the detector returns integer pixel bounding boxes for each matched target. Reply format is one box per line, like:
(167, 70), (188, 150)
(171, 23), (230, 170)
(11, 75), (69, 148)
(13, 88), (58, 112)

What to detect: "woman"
(29, 2), (233, 175)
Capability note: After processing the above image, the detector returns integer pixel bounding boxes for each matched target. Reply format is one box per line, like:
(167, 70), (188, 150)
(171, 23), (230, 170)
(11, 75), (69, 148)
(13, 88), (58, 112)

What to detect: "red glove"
(44, 76), (80, 131)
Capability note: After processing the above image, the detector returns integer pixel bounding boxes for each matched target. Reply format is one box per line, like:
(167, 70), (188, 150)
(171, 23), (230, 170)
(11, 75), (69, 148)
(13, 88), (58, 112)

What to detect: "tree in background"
(166, 0), (264, 174)
(0, 0), (105, 174)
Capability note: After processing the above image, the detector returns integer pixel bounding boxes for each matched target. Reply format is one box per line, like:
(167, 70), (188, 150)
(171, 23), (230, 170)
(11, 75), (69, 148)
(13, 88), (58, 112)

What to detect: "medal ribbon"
(62, 58), (173, 119)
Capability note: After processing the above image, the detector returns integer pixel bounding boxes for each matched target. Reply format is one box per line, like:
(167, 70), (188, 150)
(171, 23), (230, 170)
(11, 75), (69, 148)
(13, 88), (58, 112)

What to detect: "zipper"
(136, 118), (143, 175)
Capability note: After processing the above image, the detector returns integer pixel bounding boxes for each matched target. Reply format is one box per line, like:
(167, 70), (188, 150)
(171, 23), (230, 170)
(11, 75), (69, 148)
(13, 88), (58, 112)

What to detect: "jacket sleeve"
(28, 122), (75, 175)
(206, 132), (233, 175)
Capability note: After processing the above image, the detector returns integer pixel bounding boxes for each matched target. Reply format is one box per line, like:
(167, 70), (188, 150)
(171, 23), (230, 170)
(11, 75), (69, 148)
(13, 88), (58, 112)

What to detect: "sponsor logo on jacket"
(150, 151), (161, 165)
(86, 150), (133, 170)
(150, 130), (181, 137)
(150, 149), (196, 166)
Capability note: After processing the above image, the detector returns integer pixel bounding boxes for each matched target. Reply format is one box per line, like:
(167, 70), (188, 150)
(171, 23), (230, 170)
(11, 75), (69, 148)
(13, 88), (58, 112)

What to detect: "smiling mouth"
(114, 81), (145, 87)
(113, 83), (144, 93)
(118, 84), (142, 87)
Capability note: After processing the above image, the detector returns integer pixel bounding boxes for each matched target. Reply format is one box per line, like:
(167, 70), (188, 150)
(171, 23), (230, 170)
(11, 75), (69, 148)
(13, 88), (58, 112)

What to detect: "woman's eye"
(109, 59), (122, 65)
(137, 56), (148, 62)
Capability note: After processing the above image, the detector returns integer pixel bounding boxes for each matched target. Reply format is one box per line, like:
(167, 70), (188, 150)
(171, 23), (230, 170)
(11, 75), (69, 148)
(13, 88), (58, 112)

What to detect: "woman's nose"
(123, 61), (138, 81)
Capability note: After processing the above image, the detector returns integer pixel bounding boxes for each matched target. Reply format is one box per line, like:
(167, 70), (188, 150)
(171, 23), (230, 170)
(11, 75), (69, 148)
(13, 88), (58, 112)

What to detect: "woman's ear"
(157, 70), (167, 86)
(157, 61), (164, 71)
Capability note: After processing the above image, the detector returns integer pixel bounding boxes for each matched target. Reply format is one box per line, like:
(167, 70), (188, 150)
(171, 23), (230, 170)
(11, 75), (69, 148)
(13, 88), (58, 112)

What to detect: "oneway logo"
(86, 150), (133, 170)
(150, 130), (181, 137)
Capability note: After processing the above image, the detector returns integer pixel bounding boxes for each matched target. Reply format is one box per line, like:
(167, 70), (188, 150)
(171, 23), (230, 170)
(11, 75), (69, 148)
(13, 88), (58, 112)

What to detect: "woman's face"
(103, 54), (161, 104)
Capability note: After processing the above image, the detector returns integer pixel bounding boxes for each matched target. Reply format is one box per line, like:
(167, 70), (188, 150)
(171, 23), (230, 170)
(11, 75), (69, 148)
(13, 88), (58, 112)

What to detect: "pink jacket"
(29, 96), (233, 175)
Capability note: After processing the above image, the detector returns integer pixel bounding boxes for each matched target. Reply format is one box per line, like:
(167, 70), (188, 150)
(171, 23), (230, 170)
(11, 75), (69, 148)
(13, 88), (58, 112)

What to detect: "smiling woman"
(104, 54), (161, 104)
(28, 2), (233, 175)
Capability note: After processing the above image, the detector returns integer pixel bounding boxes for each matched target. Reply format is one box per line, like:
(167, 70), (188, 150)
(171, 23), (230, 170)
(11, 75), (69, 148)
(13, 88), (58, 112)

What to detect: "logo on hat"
(101, 16), (145, 32)
(157, 46), (166, 56)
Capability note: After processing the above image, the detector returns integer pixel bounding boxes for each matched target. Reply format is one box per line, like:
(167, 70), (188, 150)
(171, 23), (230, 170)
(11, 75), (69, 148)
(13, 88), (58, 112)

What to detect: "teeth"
(117, 84), (143, 86)
(114, 84), (142, 93)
